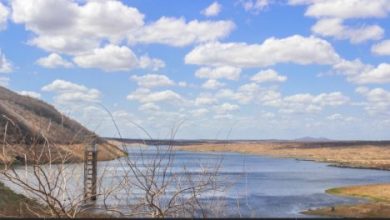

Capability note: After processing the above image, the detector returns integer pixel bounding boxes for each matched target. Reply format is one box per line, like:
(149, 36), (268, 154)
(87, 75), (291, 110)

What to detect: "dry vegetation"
(0, 86), (125, 164)
(176, 141), (390, 170)
(304, 184), (390, 218)
(177, 142), (390, 217)
(0, 87), (227, 218)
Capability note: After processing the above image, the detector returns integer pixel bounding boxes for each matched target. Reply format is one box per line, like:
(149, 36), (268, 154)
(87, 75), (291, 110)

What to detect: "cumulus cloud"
(290, 1), (389, 44)
(214, 102), (239, 114)
(332, 60), (390, 85)
(371, 40), (390, 56)
(36, 53), (73, 68)
(201, 2), (221, 17)
(216, 83), (263, 104)
(138, 102), (160, 111)
(332, 59), (372, 77)
(185, 35), (340, 67)
(250, 69), (287, 83)
(194, 94), (218, 106)
(300, 0), (390, 19)
(12, 0), (144, 54)
(356, 87), (390, 115)
(42, 79), (101, 104)
(0, 51), (12, 73)
(18, 91), (42, 99)
(73, 44), (138, 71)
(195, 66), (241, 80)
(128, 17), (234, 47)
(202, 79), (225, 90)
(241, 0), (269, 13)
(190, 108), (209, 117)
(351, 63), (390, 84)
(131, 74), (175, 88)
(264, 92), (350, 114)
(127, 88), (183, 104)
(0, 2), (9, 30)
(138, 55), (165, 71)
(11, 0), (232, 74)
(312, 18), (384, 43)
(326, 113), (356, 122)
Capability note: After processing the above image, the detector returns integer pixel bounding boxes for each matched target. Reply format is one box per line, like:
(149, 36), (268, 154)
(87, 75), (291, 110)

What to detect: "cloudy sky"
(0, 0), (390, 140)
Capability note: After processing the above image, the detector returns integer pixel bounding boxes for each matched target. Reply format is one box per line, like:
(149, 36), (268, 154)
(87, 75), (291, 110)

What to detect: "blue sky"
(0, 0), (390, 140)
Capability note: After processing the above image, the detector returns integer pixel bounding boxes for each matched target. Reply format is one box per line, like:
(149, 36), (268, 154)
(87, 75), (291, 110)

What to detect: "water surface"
(3, 146), (390, 217)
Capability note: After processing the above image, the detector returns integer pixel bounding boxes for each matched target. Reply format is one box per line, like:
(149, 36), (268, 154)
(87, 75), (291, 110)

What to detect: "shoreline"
(303, 184), (390, 218)
(2, 142), (388, 218)
(174, 143), (390, 217)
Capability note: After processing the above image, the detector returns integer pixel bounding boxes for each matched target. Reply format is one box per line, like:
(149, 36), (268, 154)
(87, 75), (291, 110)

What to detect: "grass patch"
(0, 181), (44, 217)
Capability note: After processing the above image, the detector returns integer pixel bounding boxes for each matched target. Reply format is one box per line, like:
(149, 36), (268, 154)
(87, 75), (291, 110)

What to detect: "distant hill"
(0, 86), (125, 163)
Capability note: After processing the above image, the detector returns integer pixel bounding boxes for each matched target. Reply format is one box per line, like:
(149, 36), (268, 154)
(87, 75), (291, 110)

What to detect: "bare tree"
(98, 119), (232, 218)
(0, 107), (235, 218)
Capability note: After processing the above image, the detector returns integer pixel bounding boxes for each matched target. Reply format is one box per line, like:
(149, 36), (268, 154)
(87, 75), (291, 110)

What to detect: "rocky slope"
(0, 86), (125, 164)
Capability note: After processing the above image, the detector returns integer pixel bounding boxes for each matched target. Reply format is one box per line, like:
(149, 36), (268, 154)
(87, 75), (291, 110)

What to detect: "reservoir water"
(3, 145), (390, 217)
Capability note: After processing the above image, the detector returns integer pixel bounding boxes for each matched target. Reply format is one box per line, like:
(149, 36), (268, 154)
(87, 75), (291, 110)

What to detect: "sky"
(0, 0), (390, 140)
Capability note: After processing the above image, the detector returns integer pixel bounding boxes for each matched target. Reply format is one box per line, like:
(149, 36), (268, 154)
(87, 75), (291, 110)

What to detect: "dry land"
(176, 142), (390, 170)
(304, 184), (390, 218)
(176, 141), (390, 217)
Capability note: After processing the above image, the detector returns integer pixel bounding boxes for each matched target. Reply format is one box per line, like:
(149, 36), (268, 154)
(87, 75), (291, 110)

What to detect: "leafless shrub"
(0, 103), (236, 218)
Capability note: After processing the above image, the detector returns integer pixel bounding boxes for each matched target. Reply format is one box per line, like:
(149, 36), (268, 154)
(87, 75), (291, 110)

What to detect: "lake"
(3, 145), (390, 217)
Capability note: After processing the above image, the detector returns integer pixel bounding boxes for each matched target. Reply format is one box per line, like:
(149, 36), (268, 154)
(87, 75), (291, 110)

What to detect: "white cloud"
(202, 79), (225, 90)
(0, 51), (12, 73)
(185, 35), (340, 68)
(215, 83), (263, 104)
(0, 2), (9, 30)
(312, 18), (384, 43)
(29, 35), (100, 56)
(12, 0), (235, 52)
(333, 60), (390, 85)
(36, 53), (73, 68)
(302, 0), (390, 19)
(213, 114), (233, 120)
(371, 40), (390, 56)
(194, 94), (218, 106)
(178, 81), (188, 87)
(351, 63), (390, 84)
(264, 92), (350, 114)
(127, 88), (183, 104)
(12, 0), (144, 54)
(0, 77), (9, 87)
(138, 55), (165, 71)
(131, 74), (175, 88)
(18, 91), (42, 99)
(128, 17), (234, 47)
(190, 108), (209, 117)
(332, 59), (372, 77)
(356, 87), (390, 115)
(215, 83), (261, 104)
(241, 0), (269, 13)
(138, 102), (160, 111)
(195, 66), (241, 80)
(214, 102), (239, 114)
(73, 44), (138, 71)
(201, 2), (221, 17)
(42, 79), (101, 104)
(326, 113), (356, 122)
(250, 69), (287, 83)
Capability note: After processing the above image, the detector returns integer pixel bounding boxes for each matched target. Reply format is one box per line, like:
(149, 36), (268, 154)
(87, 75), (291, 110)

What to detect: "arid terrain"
(0, 86), (125, 217)
(176, 141), (390, 170)
(304, 184), (390, 218)
(0, 86), (125, 164)
(174, 141), (390, 217)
